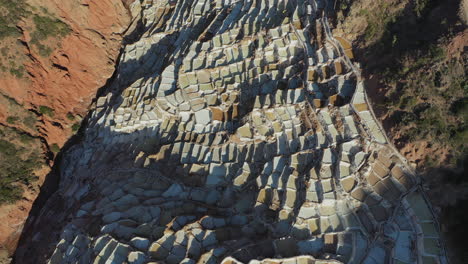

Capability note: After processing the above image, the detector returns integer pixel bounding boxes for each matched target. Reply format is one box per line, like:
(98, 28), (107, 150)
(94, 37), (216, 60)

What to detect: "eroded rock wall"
(14, 0), (447, 263)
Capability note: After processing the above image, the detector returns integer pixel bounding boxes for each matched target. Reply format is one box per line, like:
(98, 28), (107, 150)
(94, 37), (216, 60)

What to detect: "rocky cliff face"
(14, 0), (447, 263)
(0, 0), (131, 145)
(0, 0), (131, 261)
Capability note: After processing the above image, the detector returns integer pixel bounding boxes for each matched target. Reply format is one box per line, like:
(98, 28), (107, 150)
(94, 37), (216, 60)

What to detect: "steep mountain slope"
(13, 0), (447, 264)
(0, 0), (132, 261)
(332, 0), (467, 261)
(333, 0), (467, 170)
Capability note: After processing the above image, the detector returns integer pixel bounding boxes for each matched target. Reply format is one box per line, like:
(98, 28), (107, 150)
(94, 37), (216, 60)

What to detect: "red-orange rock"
(0, 0), (132, 258)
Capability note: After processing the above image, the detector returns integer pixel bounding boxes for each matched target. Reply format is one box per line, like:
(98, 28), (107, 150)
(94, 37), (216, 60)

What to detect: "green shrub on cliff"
(0, 0), (30, 39)
(0, 138), (41, 204)
(31, 14), (70, 43)
(39, 105), (54, 117)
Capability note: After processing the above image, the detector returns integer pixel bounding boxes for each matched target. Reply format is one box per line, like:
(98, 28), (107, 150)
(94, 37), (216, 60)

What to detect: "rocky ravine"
(14, 0), (447, 263)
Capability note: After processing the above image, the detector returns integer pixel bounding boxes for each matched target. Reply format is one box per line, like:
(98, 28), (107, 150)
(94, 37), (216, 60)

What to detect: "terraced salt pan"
(17, 0), (447, 263)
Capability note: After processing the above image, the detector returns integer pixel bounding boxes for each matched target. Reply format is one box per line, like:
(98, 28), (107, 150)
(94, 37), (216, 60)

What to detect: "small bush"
(6, 116), (19, 124)
(414, 0), (430, 17)
(50, 143), (60, 153)
(71, 123), (80, 132)
(9, 66), (24, 78)
(36, 43), (53, 57)
(66, 113), (75, 121)
(39, 105), (54, 117)
(19, 133), (34, 144)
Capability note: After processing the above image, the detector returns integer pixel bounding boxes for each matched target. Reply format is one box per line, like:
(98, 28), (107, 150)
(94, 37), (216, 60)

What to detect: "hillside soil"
(331, 0), (467, 262)
(0, 0), (132, 261)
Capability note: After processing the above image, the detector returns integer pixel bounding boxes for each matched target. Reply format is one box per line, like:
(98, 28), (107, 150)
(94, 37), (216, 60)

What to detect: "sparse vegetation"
(0, 94), (39, 136)
(0, 0), (30, 39)
(30, 14), (70, 57)
(0, 0), (71, 78)
(0, 0), (29, 75)
(336, 0), (466, 169)
(36, 43), (53, 57)
(360, 2), (400, 42)
(66, 113), (75, 121)
(0, 89), (44, 207)
(335, 1), (466, 261)
(23, 115), (37, 129)
(50, 143), (60, 153)
(9, 65), (25, 78)
(414, 0), (430, 17)
(6, 116), (19, 124)
(71, 123), (80, 132)
(0, 0), (74, 211)
(39, 105), (54, 117)
(335, 0), (402, 44)
(0, 128), (42, 205)
(31, 15), (70, 42)
(19, 133), (34, 144)
(381, 44), (466, 167)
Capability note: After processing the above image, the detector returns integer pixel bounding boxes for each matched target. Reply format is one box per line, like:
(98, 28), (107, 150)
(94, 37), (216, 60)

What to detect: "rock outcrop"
(14, 0), (448, 263)
(0, 0), (131, 145)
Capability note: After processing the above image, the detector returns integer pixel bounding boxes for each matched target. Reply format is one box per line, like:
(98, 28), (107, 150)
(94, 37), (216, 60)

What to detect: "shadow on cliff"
(12, 60), (352, 263)
(353, 0), (462, 75)
(12, 118), (323, 263)
(12, 6), (257, 262)
(420, 155), (468, 264)
(340, 3), (468, 261)
(348, 0), (464, 119)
